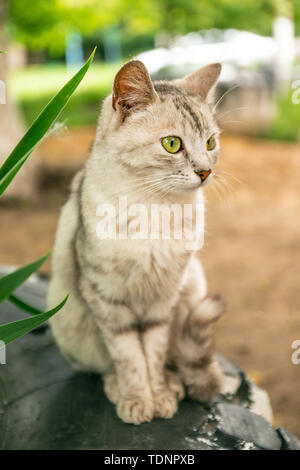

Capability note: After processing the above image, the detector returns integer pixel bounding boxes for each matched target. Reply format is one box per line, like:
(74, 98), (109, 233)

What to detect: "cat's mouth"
(193, 169), (214, 189)
(184, 173), (214, 191)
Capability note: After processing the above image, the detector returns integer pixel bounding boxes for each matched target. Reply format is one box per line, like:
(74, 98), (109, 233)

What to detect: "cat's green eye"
(161, 136), (182, 154)
(206, 136), (216, 151)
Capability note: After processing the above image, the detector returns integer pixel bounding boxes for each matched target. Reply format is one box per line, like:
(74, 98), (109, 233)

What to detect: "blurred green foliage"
(9, 0), (104, 56)
(262, 91), (300, 141)
(9, 62), (120, 127)
(0, 52), (95, 344)
(6, 0), (300, 141)
(7, 0), (300, 58)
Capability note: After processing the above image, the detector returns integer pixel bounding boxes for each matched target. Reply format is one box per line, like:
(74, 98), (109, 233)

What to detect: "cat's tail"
(168, 295), (226, 402)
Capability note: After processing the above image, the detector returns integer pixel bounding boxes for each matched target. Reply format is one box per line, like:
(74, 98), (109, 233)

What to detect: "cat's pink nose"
(197, 169), (212, 182)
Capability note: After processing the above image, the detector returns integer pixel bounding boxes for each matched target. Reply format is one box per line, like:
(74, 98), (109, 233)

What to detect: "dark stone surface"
(0, 271), (299, 450)
(214, 403), (282, 450)
(277, 428), (300, 451)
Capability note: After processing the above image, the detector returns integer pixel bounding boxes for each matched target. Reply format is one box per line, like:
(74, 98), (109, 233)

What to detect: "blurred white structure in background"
(137, 26), (296, 135)
(139, 30), (277, 77)
(273, 16), (295, 92)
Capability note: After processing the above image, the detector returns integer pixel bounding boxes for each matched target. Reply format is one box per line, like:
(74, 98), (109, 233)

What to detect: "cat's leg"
(80, 276), (154, 424)
(141, 300), (184, 419)
(101, 315), (154, 423)
(100, 298), (184, 419)
(176, 295), (226, 401)
(100, 319), (154, 424)
(168, 257), (226, 402)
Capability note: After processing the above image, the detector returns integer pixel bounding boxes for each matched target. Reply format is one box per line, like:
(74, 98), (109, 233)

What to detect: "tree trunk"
(0, 0), (39, 201)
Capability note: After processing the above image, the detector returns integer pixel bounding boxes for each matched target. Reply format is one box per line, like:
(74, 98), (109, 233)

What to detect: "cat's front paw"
(117, 396), (154, 424)
(153, 389), (178, 419)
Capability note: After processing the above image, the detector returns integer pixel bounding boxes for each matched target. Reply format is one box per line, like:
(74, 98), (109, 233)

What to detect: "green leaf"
(8, 294), (42, 315)
(0, 48), (96, 196)
(0, 253), (49, 303)
(0, 296), (68, 345)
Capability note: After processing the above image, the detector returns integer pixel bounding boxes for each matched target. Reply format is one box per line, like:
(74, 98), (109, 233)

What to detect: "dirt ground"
(1, 127), (299, 438)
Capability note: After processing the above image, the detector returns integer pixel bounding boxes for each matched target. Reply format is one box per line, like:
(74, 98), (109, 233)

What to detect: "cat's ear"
(112, 60), (158, 118)
(176, 63), (222, 102)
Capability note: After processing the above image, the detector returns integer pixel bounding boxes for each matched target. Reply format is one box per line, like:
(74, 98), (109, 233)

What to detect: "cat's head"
(99, 60), (221, 194)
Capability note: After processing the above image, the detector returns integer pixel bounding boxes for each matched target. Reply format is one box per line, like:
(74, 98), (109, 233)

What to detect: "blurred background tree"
(1, 0), (298, 138)
(0, 0), (298, 153)
(8, 0), (104, 57)
(6, 0), (300, 60)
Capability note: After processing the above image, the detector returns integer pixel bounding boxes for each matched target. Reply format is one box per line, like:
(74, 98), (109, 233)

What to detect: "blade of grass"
(0, 48), (96, 196)
(8, 294), (42, 315)
(0, 295), (68, 345)
(0, 253), (49, 303)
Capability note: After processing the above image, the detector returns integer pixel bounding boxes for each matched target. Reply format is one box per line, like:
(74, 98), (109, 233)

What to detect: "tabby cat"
(47, 60), (226, 424)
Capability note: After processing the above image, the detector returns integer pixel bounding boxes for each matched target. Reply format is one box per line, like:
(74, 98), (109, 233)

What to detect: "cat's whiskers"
(213, 175), (234, 210)
(216, 106), (248, 120)
(207, 178), (224, 206)
(217, 108), (248, 128)
(212, 178), (230, 208)
(119, 173), (170, 188)
(213, 84), (240, 113)
(140, 175), (185, 202)
(217, 169), (244, 186)
(115, 173), (187, 201)
(108, 174), (171, 197)
(216, 174), (236, 200)
(130, 179), (173, 201)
